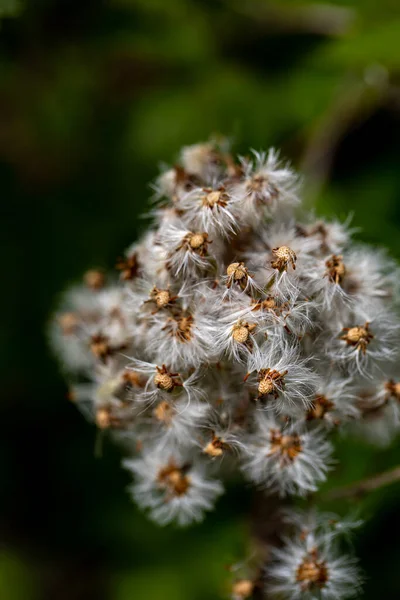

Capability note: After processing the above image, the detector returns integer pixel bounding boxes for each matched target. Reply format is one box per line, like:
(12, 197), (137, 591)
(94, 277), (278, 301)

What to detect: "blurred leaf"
(0, 0), (21, 18)
(318, 20), (400, 69)
(0, 552), (38, 600)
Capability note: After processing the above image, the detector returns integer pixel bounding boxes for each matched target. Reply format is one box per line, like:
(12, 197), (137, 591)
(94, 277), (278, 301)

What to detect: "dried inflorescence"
(51, 139), (400, 599)
(266, 510), (363, 600)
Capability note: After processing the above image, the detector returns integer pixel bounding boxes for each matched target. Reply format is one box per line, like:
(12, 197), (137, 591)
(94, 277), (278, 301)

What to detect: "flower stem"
(323, 465), (400, 501)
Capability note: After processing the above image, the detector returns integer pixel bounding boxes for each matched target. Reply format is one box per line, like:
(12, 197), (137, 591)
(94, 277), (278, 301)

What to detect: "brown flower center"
(325, 254), (346, 285)
(296, 553), (329, 590)
(232, 320), (257, 344)
(307, 395), (335, 420)
(226, 262), (253, 291)
(154, 365), (182, 392)
(340, 322), (373, 354)
(202, 188), (228, 209)
(271, 246), (297, 272)
(203, 435), (227, 457)
(189, 232), (207, 250)
(268, 429), (302, 463)
(157, 463), (190, 497)
(116, 253), (140, 281)
(227, 262), (247, 280)
(148, 287), (175, 309)
(257, 368), (288, 399)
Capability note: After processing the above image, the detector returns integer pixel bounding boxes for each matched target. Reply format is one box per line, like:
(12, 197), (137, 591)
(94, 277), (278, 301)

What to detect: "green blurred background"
(2, 0), (400, 598)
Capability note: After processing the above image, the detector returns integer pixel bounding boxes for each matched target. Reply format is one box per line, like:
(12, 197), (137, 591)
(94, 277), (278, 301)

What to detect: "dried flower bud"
(157, 463), (190, 497)
(325, 254), (346, 284)
(271, 246), (297, 271)
(340, 323), (373, 354)
(202, 188), (228, 209)
(203, 435), (226, 457)
(257, 368), (288, 399)
(232, 320), (256, 344)
(154, 365), (181, 392)
(296, 552), (329, 589)
(188, 232), (208, 252)
(269, 429), (302, 463)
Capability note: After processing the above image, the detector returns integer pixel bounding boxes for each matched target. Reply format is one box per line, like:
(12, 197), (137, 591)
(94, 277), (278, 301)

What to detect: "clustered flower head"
(51, 139), (400, 599)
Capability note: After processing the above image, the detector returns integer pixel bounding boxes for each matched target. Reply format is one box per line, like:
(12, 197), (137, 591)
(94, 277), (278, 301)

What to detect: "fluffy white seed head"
(50, 138), (399, 555)
(266, 510), (362, 600)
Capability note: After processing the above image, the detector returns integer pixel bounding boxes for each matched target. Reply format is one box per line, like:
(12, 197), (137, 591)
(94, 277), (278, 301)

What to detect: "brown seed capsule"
(176, 313), (194, 342)
(325, 255), (346, 285)
(232, 579), (254, 598)
(84, 269), (105, 290)
(257, 368), (288, 399)
(189, 233), (206, 249)
(296, 554), (329, 590)
(203, 435), (226, 457)
(271, 245), (297, 271)
(262, 297), (277, 309)
(269, 429), (302, 463)
(232, 321), (257, 344)
(178, 231), (210, 257)
(233, 325), (249, 344)
(340, 322), (373, 354)
(155, 289), (171, 308)
(346, 326), (368, 343)
(202, 189), (228, 209)
(258, 377), (275, 396)
(227, 262), (247, 280)
(251, 296), (283, 314)
(154, 372), (174, 391)
(154, 365), (182, 392)
(146, 287), (177, 312)
(158, 463), (190, 497)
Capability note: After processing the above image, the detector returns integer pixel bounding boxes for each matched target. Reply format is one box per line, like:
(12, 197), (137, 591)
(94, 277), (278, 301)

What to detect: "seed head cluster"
(51, 140), (400, 599)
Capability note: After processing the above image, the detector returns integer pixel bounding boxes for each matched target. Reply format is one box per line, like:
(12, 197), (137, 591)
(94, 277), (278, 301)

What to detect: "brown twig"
(323, 465), (400, 501)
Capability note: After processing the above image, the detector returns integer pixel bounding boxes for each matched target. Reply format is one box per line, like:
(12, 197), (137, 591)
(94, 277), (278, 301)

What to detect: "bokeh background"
(2, 0), (400, 598)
